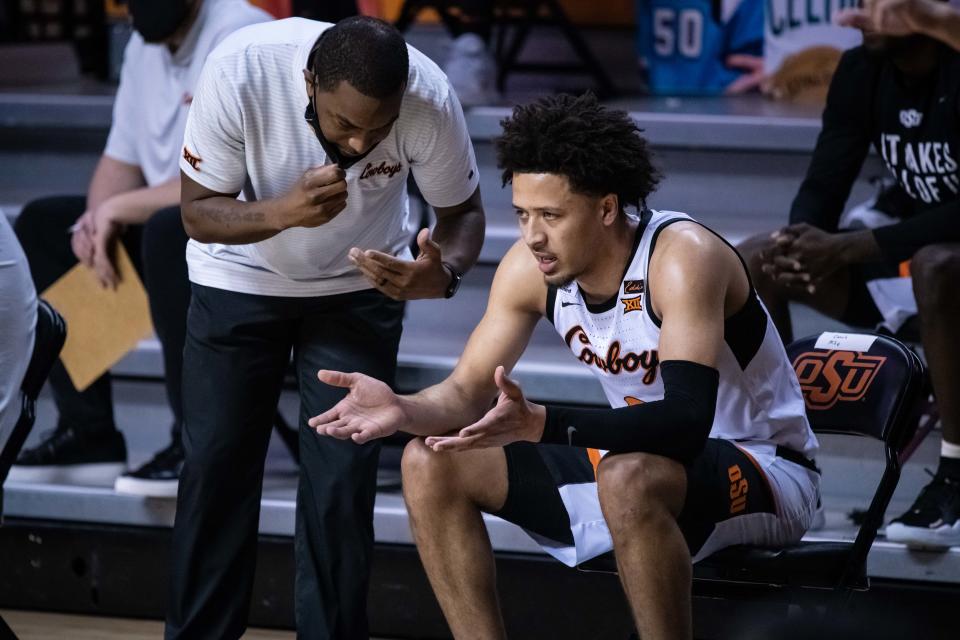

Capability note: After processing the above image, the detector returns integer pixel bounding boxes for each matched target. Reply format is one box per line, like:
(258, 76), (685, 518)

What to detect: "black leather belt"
(776, 445), (821, 474)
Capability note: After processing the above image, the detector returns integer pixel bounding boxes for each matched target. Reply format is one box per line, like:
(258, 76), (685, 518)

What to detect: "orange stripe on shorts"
(587, 448), (603, 479)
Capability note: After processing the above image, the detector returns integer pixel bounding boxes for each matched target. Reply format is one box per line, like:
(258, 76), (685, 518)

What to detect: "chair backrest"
(787, 331), (927, 589)
(19, 299), (67, 401)
(0, 299), (66, 518)
(788, 332), (925, 449)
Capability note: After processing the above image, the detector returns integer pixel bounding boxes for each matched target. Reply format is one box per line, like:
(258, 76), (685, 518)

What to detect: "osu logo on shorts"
(793, 350), (887, 410)
(728, 464), (748, 515)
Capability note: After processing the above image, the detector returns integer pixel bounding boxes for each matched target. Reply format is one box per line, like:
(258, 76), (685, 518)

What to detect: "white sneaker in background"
(444, 33), (499, 107)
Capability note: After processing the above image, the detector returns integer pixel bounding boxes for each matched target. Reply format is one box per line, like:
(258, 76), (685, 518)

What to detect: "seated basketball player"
(308, 94), (821, 640)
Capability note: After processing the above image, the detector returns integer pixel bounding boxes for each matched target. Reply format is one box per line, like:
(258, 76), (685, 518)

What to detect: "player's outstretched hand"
(425, 366), (545, 452)
(309, 370), (408, 444)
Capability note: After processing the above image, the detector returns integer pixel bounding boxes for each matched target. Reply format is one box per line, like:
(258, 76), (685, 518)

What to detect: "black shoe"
(886, 471), (960, 549)
(8, 426), (126, 486)
(114, 440), (184, 498)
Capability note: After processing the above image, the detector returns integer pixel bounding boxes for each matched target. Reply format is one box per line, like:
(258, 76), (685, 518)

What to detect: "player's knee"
(911, 244), (960, 313)
(596, 452), (683, 530)
(401, 438), (456, 506)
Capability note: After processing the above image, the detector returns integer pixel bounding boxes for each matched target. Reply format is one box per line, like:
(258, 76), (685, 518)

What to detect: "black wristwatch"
(442, 262), (462, 299)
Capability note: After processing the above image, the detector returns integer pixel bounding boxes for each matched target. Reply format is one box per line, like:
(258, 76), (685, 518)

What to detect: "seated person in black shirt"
(741, 1), (960, 549)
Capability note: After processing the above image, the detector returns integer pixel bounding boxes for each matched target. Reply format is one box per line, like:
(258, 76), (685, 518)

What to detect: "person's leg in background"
(166, 285), (294, 639)
(887, 244), (960, 547)
(444, 0), (499, 107)
(114, 206), (190, 497)
(294, 290), (403, 638)
(115, 206), (300, 498)
(9, 196), (137, 485)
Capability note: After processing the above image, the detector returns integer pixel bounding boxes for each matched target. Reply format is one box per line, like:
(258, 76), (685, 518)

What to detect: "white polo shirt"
(180, 18), (480, 297)
(104, 0), (271, 186)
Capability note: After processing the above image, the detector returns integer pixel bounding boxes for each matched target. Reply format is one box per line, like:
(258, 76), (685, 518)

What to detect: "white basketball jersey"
(547, 209), (818, 458)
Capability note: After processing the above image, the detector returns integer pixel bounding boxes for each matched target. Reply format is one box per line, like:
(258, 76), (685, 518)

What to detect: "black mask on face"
(304, 90), (379, 170)
(129, 0), (192, 44)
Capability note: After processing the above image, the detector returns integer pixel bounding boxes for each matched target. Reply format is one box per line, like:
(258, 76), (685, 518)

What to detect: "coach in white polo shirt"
(167, 16), (485, 639)
(11, 0), (271, 495)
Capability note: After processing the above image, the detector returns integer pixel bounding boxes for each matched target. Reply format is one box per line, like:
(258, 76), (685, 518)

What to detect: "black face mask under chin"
(304, 100), (378, 170)
(129, 0), (191, 44)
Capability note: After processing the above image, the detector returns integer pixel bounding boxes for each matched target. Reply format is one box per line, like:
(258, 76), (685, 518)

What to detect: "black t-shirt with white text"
(790, 44), (960, 263)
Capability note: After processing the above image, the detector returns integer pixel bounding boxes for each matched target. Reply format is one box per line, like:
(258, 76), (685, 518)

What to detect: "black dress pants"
(166, 284), (404, 640)
(13, 196), (191, 440)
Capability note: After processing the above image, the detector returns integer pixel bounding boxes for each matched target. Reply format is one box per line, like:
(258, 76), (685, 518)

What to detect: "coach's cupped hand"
(425, 366), (546, 452)
(349, 228), (452, 301)
(309, 370), (408, 444)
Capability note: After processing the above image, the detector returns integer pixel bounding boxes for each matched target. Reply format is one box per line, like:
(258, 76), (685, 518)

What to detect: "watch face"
(444, 265), (462, 298)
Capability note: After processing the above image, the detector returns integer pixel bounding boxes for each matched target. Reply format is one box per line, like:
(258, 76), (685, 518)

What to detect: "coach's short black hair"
(496, 93), (660, 211)
(309, 16), (409, 99)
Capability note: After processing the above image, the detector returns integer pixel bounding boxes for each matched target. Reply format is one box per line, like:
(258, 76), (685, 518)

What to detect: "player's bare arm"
(649, 221), (747, 367)
(309, 238), (546, 442)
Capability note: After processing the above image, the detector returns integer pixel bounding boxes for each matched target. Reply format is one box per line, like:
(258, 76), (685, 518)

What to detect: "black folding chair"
(0, 299), (67, 519)
(578, 332), (928, 629)
(0, 299), (65, 638)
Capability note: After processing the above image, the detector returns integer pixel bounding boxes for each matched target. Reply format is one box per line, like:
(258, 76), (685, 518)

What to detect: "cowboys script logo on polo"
(183, 147), (201, 171)
(359, 160), (402, 180)
(899, 109), (923, 129)
(792, 350), (887, 411)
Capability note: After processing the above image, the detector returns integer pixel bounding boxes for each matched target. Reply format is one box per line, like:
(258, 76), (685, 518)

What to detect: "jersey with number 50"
(636, 0), (763, 95)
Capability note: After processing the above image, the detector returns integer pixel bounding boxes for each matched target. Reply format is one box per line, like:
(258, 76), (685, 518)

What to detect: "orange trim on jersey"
(732, 444), (778, 514)
(587, 448), (603, 478)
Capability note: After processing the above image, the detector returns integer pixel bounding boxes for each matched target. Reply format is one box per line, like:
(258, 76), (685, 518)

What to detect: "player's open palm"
(310, 370), (407, 444)
(426, 366), (544, 452)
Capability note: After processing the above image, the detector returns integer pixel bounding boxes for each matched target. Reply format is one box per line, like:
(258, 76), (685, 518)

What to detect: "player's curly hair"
(496, 93), (660, 211)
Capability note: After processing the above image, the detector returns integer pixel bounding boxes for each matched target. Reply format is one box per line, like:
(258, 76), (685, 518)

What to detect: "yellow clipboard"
(42, 244), (154, 392)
